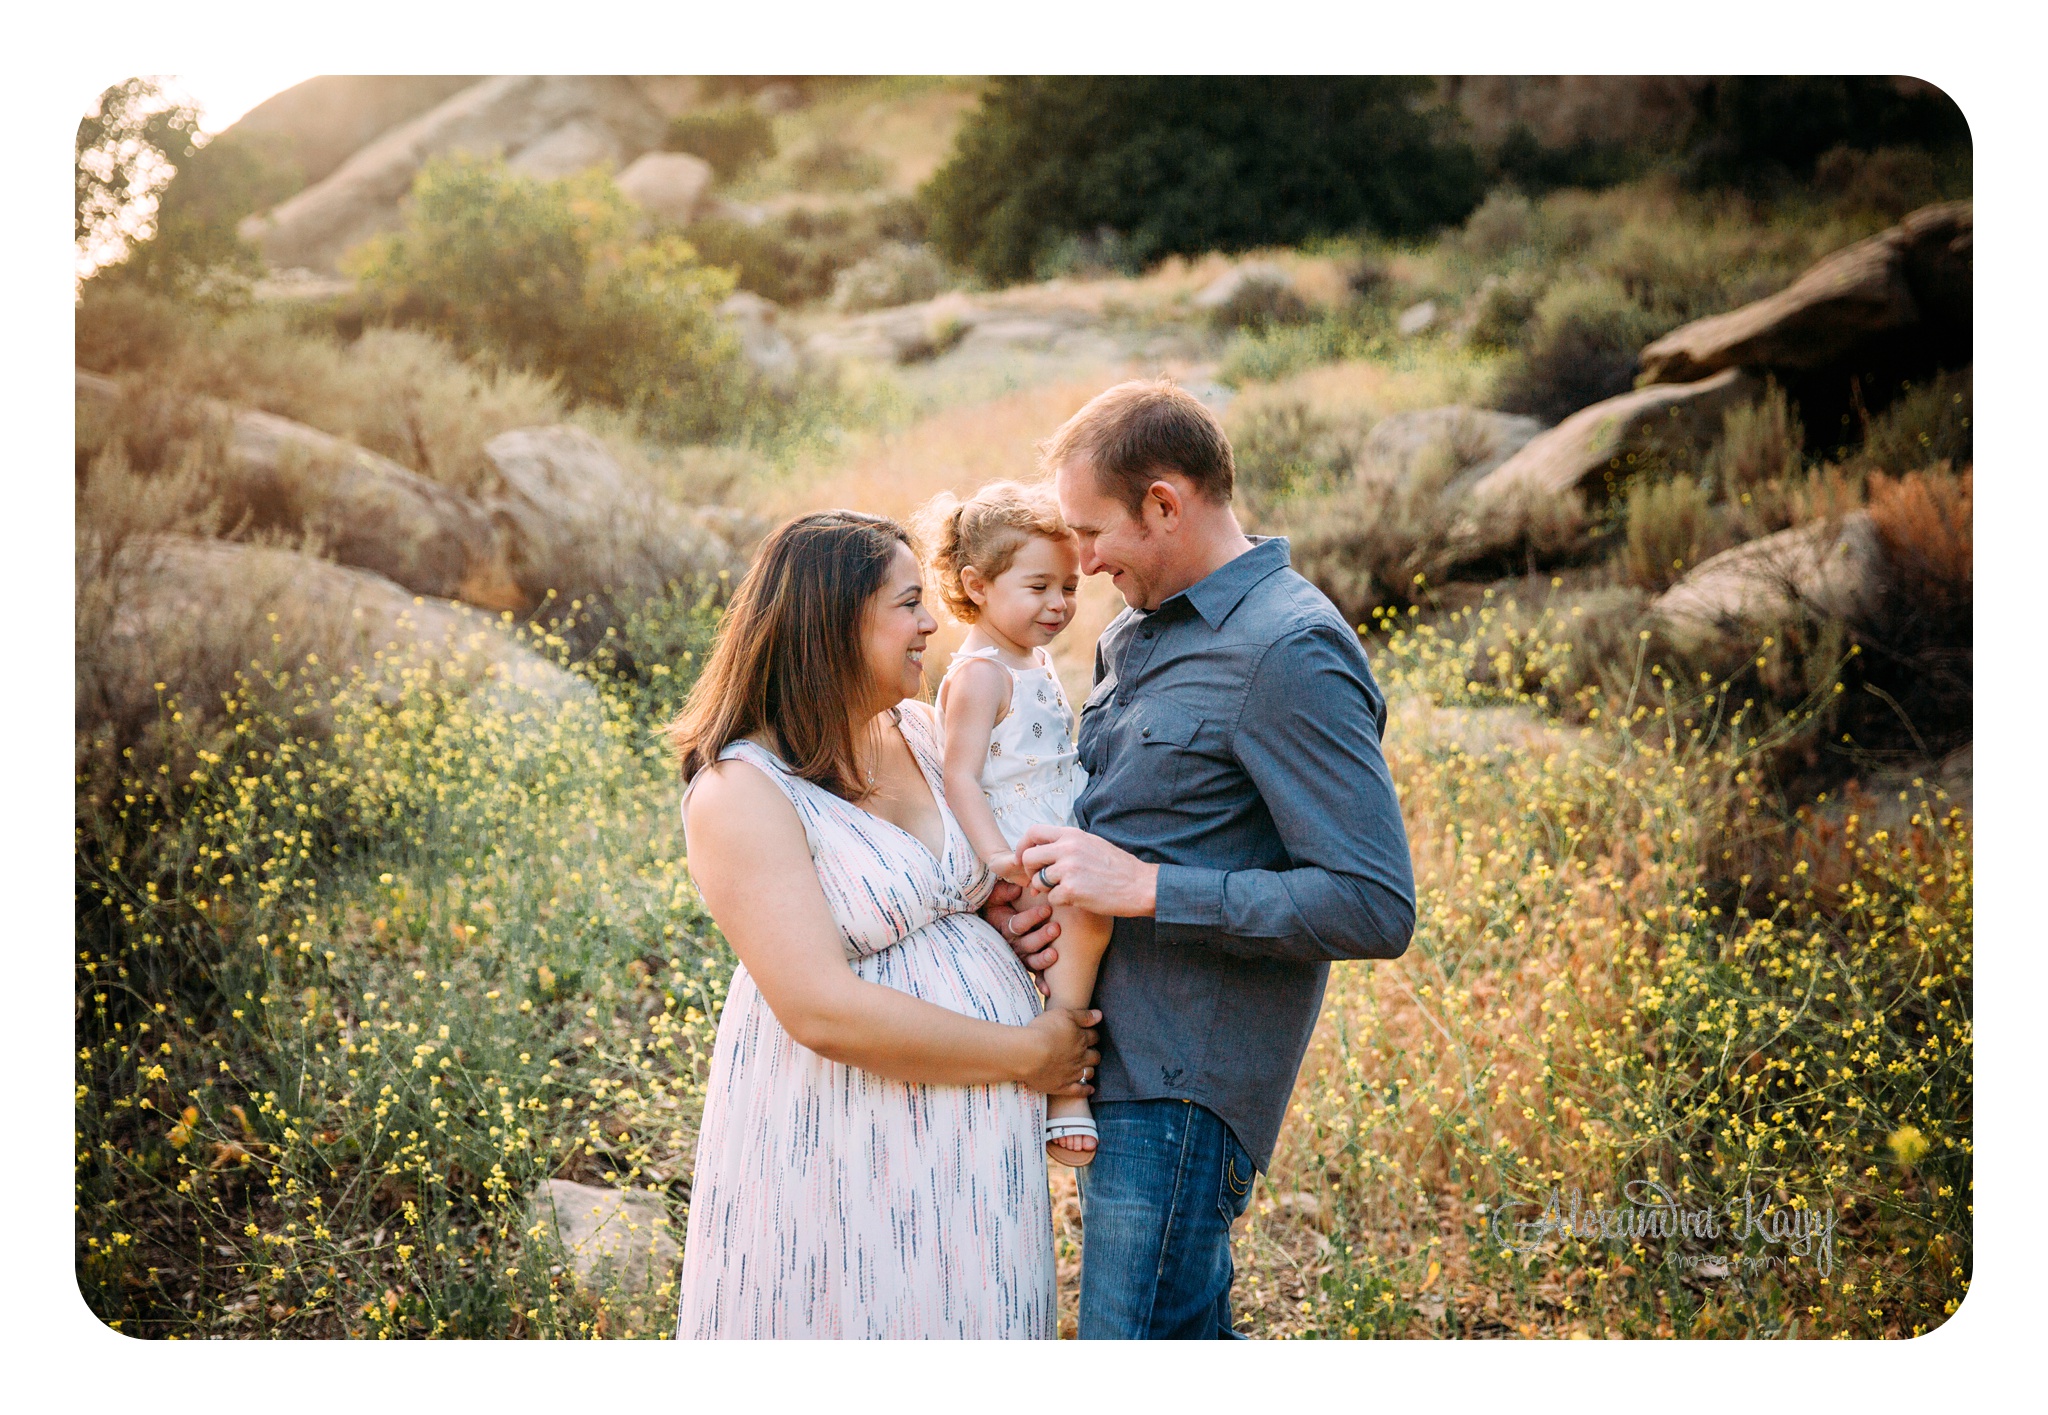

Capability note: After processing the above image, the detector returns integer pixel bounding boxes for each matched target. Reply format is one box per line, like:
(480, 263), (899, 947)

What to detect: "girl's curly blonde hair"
(911, 480), (1074, 623)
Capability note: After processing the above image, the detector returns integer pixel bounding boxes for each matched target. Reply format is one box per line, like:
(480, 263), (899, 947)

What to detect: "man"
(987, 378), (1415, 1339)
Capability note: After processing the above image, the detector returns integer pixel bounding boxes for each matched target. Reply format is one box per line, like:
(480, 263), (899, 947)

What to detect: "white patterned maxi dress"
(674, 700), (1056, 1338)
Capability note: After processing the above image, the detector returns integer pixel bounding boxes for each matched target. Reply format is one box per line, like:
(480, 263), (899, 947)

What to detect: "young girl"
(916, 482), (1113, 1167)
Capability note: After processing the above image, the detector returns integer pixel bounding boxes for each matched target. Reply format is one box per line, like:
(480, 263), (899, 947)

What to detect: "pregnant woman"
(665, 509), (1101, 1339)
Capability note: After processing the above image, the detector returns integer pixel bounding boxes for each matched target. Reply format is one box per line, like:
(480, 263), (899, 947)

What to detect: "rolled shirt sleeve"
(1152, 625), (1416, 962)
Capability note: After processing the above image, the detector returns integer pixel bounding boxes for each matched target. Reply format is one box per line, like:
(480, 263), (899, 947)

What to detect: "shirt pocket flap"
(1135, 697), (1202, 747)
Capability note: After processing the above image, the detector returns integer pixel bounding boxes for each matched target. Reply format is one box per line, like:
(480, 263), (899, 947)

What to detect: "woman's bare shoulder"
(684, 753), (795, 835)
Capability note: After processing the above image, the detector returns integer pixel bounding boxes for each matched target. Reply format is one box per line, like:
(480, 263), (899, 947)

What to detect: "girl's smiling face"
(966, 533), (1082, 650)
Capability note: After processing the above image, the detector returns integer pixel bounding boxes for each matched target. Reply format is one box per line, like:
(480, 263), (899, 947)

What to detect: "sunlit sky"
(143, 70), (321, 133)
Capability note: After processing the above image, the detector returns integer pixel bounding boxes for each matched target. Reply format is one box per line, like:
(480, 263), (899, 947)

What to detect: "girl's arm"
(685, 757), (1098, 1091)
(937, 658), (1028, 883)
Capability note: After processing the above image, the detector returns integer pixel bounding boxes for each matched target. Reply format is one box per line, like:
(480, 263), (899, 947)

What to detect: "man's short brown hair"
(1038, 378), (1235, 513)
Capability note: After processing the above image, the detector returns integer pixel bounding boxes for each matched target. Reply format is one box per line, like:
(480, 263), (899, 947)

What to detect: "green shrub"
(1488, 277), (1671, 424)
(76, 288), (568, 496)
(350, 156), (747, 442)
(1460, 273), (1543, 351)
(1854, 366), (1972, 475)
(782, 136), (888, 193)
(1459, 188), (1541, 259)
(1219, 313), (1382, 387)
(665, 104), (777, 182)
(1622, 473), (1718, 591)
(922, 77), (1484, 285)
(1226, 398), (1364, 519)
(1702, 379), (1804, 498)
(1679, 77), (1970, 190)
(685, 196), (925, 307)
(829, 242), (949, 312)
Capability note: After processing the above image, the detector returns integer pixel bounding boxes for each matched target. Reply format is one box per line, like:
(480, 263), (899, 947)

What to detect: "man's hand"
(1016, 825), (1160, 918)
(982, 878), (1061, 988)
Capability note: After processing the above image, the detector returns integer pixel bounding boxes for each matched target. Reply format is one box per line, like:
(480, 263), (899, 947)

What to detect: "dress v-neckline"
(749, 710), (958, 867)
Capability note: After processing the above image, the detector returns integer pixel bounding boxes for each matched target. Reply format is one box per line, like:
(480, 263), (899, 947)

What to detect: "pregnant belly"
(852, 911), (1041, 1030)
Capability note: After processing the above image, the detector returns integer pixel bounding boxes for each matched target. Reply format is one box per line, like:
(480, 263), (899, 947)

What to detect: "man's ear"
(1145, 477), (1184, 531)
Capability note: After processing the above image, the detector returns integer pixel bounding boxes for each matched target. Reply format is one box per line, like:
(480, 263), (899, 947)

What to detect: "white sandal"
(1045, 1115), (1099, 1167)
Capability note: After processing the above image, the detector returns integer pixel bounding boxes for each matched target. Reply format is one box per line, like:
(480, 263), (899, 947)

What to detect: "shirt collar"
(1161, 535), (1290, 631)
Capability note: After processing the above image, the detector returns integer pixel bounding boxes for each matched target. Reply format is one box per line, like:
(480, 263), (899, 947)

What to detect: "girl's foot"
(1046, 1096), (1097, 1167)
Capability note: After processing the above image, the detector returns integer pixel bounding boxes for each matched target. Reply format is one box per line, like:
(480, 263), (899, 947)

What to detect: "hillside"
(75, 74), (1972, 1341)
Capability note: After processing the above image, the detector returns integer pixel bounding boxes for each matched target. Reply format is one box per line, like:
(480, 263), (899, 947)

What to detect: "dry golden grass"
(834, 82), (987, 192)
(765, 375), (1138, 702)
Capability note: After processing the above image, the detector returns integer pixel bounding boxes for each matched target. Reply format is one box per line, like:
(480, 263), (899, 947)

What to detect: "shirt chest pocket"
(1129, 695), (1206, 798)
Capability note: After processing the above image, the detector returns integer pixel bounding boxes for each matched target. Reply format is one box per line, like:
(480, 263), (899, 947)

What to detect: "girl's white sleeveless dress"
(674, 700), (1055, 1339)
(941, 644), (1089, 848)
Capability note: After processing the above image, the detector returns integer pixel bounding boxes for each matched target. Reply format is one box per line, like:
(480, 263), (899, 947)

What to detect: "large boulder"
(479, 425), (744, 606)
(1468, 368), (1761, 507)
(81, 534), (592, 741)
(615, 150), (715, 226)
(239, 75), (669, 273)
(527, 1180), (679, 1293)
(216, 76), (482, 189)
(1653, 510), (1887, 642)
(1639, 203), (1972, 385)
(78, 372), (517, 609)
(223, 409), (516, 607)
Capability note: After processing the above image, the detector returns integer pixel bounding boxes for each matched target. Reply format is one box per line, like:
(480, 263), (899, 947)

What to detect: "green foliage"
(1623, 473), (1718, 591)
(350, 156), (747, 442)
(684, 196), (925, 307)
(1227, 398), (1364, 519)
(922, 77), (1485, 285)
(665, 104), (777, 182)
(77, 78), (297, 295)
(1489, 277), (1672, 425)
(76, 78), (199, 259)
(1853, 367), (1972, 475)
(782, 136), (888, 193)
(1702, 380), (1804, 499)
(1680, 77), (1971, 191)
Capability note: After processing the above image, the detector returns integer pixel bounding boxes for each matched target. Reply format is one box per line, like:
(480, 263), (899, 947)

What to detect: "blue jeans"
(1075, 1099), (1256, 1339)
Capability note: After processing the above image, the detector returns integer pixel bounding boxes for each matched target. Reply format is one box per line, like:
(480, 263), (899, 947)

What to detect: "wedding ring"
(1037, 866), (1053, 890)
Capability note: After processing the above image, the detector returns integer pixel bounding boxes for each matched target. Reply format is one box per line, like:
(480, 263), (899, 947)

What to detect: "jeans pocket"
(1217, 1130), (1255, 1225)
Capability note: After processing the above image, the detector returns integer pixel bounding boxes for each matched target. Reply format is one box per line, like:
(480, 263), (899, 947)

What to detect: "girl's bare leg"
(1041, 901), (1112, 1166)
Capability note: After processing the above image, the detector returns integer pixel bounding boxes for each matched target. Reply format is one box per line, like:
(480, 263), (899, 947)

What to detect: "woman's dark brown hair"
(666, 509), (915, 801)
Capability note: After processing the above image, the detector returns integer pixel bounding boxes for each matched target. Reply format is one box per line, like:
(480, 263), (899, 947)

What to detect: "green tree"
(350, 156), (747, 442)
(921, 77), (1486, 285)
(76, 76), (297, 293)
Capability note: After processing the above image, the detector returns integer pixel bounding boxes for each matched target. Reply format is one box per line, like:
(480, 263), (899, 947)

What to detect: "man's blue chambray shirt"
(1074, 535), (1415, 1170)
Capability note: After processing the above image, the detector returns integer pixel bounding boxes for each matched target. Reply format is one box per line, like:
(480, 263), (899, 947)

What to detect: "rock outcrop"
(87, 535), (592, 738)
(716, 292), (800, 386)
(1468, 369), (1760, 506)
(223, 409), (513, 606)
(528, 1179), (679, 1292)
(1355, 406), (1543, 501)
(479, 425), (743, 607)
(240, 75), (669, 273)
(615, 150), (715, 226)
(1638, 203), (1972, 385)
(1654, 510), (1887, 641)
(216, 76), (482, 190)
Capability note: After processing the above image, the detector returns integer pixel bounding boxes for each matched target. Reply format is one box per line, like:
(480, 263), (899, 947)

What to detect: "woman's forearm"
(790, 974), (1037, 1085)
